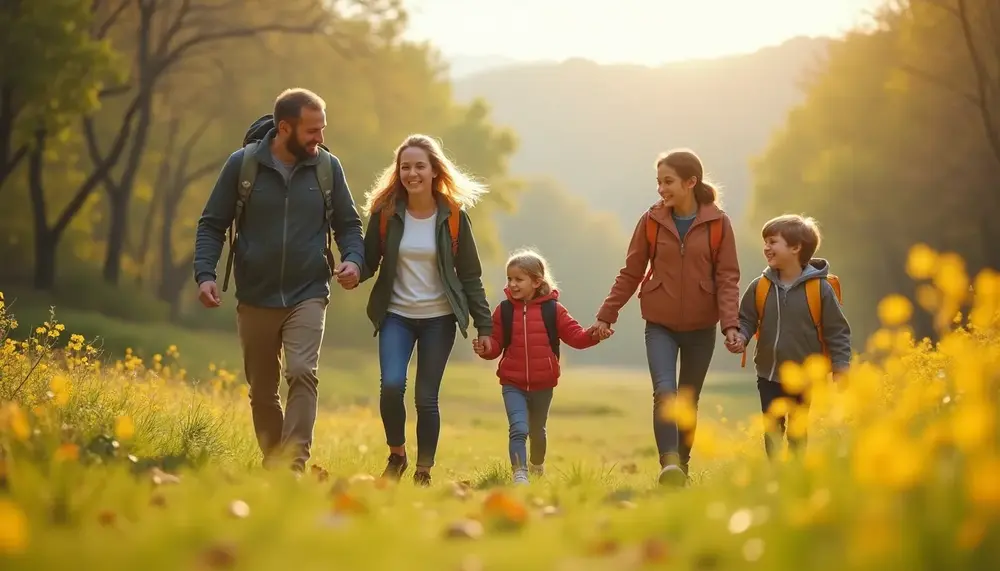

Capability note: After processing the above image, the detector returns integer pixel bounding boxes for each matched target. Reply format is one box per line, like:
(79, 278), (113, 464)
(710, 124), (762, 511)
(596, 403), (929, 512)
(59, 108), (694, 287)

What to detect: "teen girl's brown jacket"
(596, 201), (741, 333)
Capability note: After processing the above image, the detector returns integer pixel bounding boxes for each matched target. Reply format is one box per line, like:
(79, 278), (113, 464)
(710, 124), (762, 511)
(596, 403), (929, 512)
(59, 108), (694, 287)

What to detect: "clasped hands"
(333, 261), (360, 289)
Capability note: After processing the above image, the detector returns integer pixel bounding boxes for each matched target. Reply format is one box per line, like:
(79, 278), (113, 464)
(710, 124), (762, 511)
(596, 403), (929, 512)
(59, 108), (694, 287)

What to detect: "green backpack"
(221, 114), (335, 292)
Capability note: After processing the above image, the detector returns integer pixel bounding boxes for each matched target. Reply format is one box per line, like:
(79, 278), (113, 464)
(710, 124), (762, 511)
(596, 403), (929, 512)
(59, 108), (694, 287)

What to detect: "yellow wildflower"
(0, 499), (28, 554)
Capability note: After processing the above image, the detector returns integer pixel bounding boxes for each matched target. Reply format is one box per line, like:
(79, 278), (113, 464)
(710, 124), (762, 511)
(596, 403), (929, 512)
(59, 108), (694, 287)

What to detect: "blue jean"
(378, 312), (457, 468)
(645, 322), (716, 473)
(502, 385), (554, 470)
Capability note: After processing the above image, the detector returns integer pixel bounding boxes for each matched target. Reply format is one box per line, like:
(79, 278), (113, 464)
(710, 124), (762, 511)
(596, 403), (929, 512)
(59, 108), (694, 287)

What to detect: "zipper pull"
(680, 243), (686, 256)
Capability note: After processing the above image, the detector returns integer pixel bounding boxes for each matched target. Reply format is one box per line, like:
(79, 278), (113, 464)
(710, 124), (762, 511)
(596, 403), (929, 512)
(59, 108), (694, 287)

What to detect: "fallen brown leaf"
(150, 493), (167, 508)
(585, 538), (620, 556)
(200, 542), (238, 569)
(331, 492), (368, 515)
(482, 490), (529, 530)
(96, 509), (117, 528)
(641, 538), (670, 564)
(310, 465), (330, 482)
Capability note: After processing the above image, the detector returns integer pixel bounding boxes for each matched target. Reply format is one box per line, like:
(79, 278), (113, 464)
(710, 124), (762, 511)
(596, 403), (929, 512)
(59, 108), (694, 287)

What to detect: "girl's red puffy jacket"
(479, 288), (598, 391)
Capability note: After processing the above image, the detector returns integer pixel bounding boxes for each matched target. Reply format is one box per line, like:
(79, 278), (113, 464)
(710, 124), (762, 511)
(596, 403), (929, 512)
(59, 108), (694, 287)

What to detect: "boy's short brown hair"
(761, 214), (821, 267)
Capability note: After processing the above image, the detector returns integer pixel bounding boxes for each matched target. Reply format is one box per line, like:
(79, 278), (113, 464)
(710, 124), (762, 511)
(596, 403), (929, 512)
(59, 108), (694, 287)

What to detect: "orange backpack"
(642, 214), (724, 285)
(379, 200), (461, 257)
(741, 274), (843, 367)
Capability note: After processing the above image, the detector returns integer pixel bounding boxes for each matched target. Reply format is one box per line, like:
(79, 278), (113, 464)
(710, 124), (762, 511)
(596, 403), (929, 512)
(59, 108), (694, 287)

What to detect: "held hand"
(334, 261), (360, 289)
(472, 337), (484, 355)
(476, 336), (493, 356)
(198, 280), (221, 308)
(588, 320), (614, 341)
(724, 328), (745, 354)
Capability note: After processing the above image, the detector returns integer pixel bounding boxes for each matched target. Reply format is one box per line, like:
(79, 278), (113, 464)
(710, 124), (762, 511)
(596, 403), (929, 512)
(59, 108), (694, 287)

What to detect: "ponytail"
(694, 180), (719, 205)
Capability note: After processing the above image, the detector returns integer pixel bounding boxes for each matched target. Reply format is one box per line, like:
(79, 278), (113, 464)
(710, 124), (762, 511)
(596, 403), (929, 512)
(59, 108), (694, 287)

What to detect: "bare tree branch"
(956, 0), (1000, 166)
(156, 22), (323, 77)
(92, 0), (131, 40)
(900, 63), (982, 105)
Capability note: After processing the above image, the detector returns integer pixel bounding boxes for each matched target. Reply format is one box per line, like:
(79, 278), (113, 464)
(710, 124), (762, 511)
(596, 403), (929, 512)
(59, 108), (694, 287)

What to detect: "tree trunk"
(101, 88), (153, 285)
(32, 231), (57, 290)
(159, 256), (192, 322)
(27, 129), (55, 290)
(101, 188), (132, 284)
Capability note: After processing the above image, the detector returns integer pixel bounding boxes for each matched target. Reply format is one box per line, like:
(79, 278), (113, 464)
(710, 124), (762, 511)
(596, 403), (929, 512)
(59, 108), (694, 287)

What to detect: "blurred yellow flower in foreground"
(906, 243), (937, 280)
(0, 403), (30, 441)
(114, 415), (135, 442)
(49, 375), (71, 407)
(965, 455), (1000, 513)
(878, 294), (913, 327)
(0, 499), (28, 554)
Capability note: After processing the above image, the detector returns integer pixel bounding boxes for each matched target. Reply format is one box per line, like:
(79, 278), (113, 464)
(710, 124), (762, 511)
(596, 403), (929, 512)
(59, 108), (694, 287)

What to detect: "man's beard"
(285, 136), (315, 161)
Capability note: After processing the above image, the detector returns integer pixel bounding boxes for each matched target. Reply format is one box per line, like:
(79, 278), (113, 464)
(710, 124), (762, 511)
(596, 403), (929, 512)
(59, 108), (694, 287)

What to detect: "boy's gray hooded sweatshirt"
(738, 258), (852, 382)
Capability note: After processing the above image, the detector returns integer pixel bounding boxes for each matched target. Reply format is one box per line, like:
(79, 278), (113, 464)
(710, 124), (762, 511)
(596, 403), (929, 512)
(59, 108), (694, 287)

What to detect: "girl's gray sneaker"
(513, 469), (530, 485)
(657, 464), (687, 487)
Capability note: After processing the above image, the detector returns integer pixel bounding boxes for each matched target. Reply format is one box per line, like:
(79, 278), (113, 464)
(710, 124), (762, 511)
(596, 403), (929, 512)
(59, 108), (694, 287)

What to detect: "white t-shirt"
(387, 211), (453, 318)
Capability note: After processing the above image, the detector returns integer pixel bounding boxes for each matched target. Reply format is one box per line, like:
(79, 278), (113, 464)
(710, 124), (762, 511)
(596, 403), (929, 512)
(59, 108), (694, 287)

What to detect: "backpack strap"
(805, 278), (827, 358)
(742, 275), (772, 368)
(541, 299), (561, 359)
(448, 201), (461, 257)
(641, 212), (658, 286)
(315, 152), (336, 272)
(500, 300), (514, 353)
(707, 218), (724, 287)
(222, 142), (259, 293)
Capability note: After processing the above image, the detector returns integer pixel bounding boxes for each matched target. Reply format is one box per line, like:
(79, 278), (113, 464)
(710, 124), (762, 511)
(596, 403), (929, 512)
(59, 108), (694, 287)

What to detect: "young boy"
(732, 214), (852, 460)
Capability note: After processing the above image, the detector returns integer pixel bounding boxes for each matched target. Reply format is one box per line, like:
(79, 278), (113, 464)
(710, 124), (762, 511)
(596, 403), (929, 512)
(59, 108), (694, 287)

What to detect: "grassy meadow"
(2, 245), (1000, 570)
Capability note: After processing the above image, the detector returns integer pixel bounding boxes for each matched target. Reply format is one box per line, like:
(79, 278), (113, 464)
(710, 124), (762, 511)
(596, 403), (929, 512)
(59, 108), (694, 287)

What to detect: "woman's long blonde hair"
(362, 134), (489, 216)
(507, 249), (558, 297)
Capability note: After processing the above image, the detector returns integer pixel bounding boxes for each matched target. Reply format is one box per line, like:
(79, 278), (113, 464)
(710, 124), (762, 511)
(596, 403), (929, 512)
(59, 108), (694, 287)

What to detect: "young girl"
(474, 249), (604, 484)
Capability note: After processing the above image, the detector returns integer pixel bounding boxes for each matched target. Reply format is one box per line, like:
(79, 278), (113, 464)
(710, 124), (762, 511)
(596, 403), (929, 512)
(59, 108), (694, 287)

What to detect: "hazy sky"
(403, 0), (884, 65)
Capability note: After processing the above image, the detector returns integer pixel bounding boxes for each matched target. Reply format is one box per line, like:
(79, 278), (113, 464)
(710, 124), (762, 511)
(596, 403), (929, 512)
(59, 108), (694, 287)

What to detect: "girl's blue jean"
(501, 384), (554, 470)
(378, 312), (457, 468)
(645, 322), (716, 473)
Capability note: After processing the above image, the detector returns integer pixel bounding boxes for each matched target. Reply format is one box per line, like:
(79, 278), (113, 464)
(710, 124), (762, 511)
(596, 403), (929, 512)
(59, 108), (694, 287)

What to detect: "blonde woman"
(360, 134), (493, 487)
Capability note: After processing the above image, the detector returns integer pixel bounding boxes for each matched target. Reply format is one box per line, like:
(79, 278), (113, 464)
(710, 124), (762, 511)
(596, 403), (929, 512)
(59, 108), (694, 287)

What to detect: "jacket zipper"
(279, 170), (292, 307)
(523, 302), (530, 391)
(768, 287), (782, 381)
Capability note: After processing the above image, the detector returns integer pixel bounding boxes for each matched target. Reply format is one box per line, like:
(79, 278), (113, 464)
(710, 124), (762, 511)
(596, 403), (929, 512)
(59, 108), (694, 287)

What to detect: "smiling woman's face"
(399, 146), (435, 196)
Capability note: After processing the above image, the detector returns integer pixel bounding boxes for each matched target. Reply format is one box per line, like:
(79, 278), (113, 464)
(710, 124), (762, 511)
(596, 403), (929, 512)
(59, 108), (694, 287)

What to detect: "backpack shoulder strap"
(755, 276), (772, 319)
(708, 218), (724, 264)
(805, 278), (823, 331)
(448, 201), (461, 258)
(236, 142), (259, 229)
(315, 151), (336, 270)
(222, 143), (259, 292)
(541, 299), (561, 359)
(827, 274), (843, 305)
(642, 212), (659, 285)
(315, 151), (334, 222)
(742, 276), (773, 368)
(804, 278), (828, 357)
(500, 300), (514, 352)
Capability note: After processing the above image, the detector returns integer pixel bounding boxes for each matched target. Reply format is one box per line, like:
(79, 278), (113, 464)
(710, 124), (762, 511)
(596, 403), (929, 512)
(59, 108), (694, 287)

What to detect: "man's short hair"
(273, 88), (326, 127)
(762, 214), (821, 266)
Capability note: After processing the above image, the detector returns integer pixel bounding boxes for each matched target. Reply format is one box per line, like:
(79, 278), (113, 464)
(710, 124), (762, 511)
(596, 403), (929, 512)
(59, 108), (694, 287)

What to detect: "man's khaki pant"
(236, 297), (326, 471)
